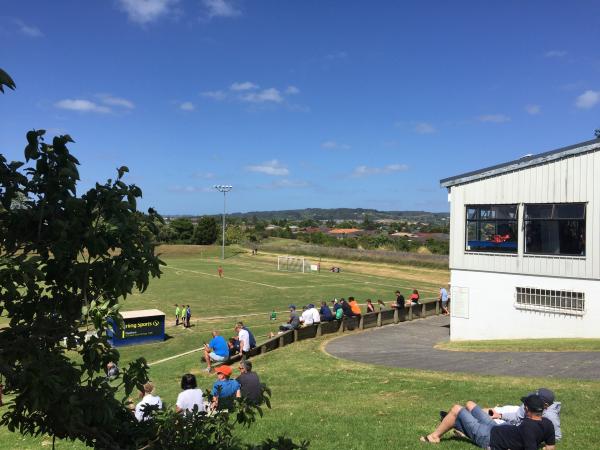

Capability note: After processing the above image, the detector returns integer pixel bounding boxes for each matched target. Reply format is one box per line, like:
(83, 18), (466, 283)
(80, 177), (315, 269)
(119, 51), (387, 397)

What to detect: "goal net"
(277, 255), (308, 273)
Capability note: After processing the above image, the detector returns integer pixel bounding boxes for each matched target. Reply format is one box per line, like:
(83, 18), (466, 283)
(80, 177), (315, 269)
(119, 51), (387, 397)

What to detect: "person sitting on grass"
(106, 361), (119, 379)
(236, 360), (262, 405)
(211, 365), (240, 411)
(420, 394), (555, 450)
(134, 381), (162, 422)
(203, 330), (229, 373)
(319, 301), (333, 321)
(279, 305), (300, 331)
(176, 373), (205, 414)
(489, 388), (561, 441)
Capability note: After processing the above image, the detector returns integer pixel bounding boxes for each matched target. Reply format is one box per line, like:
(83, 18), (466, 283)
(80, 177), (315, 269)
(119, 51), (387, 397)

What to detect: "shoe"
(419, 435), (438, 444)
(204, 367), (211, 373)
(439, 410), (448, 421)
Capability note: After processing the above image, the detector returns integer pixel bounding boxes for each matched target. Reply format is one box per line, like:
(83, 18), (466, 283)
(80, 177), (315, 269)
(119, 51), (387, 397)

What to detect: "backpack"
(244, 327), (257, 349)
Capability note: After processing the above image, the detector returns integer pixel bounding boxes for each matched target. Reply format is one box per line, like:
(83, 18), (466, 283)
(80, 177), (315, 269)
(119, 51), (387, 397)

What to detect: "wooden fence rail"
(218, 298), (441, 366)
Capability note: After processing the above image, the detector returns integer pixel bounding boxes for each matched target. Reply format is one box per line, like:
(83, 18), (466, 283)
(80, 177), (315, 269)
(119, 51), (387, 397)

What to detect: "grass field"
(436, 338), (600, 352)
(1, 246), (598, 449)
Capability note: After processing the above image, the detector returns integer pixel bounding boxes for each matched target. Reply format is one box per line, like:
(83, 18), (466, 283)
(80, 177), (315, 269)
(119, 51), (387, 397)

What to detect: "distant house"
(303, 226), (331, 234)
(440, 138), (600, 340)
(265, 225), (280, 231)
(328, 228), (363, 238)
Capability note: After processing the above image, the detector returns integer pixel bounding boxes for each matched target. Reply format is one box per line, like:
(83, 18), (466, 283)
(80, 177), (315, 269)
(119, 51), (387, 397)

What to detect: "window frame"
(464, 204), (519, 254)
(523, 202), (586, 257)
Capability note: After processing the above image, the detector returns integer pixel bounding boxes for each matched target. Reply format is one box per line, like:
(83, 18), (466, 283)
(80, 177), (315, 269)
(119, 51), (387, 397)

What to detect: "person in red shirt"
(409, 289), (420, 305)
(217, 266), (223, 278)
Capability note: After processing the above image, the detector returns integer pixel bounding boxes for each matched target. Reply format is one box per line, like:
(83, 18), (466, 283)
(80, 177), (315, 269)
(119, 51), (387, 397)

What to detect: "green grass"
(436, 338), (600, 352)
(2, 246), (597, 449)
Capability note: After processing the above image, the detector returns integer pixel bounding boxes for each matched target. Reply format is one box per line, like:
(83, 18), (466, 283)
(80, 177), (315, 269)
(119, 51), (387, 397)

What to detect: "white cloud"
(544, 50), (567, 58)
(321, 140), (350, 150)
(202, 0), (241, 18)
(525, 104), (541, 115)
(245, 159), (289, 176)
(14, 19), (43, 37)
(258, 179), (309, 189)
(241, 88), (283, 103)
(168, 185), (212, 193)
(285, 85), (300, 95)
(352, 163), (408, 177)
(575, 90), (600, 109)
(230, 81), (258, 91)
(99, 95), (135, 109)
(324, 51), (348, 60)
(201, 90), (227, 100)
(414, 122), (436, 134)
(55, 99), (111, 114)
(192, 171), (215, 179)
(477, 114), (511, 123)
(117, 0), (177, 24)
(179, 101), (195, 111)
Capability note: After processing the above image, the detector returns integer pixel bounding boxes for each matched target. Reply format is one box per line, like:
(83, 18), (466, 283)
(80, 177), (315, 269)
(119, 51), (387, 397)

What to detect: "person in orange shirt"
(348, 296), (362, 318)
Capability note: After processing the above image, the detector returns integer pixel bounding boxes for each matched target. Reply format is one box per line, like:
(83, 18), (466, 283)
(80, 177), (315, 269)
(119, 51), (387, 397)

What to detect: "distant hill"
(227, 208), (449, 223)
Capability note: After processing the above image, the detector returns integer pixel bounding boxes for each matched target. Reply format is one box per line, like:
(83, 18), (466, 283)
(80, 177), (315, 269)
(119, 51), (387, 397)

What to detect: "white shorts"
(209, 352), (226, 362)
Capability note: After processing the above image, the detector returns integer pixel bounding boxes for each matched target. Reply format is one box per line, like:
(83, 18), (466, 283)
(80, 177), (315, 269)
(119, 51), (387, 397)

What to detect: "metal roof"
(440, 138), (600, 188)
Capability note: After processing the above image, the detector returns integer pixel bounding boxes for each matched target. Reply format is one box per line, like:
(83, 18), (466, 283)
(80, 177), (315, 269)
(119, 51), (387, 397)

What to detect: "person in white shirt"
(300, 305), (314, 326)
(134, 382), (162, 421)
(176, 373), (205, 414)
(308, 304), (321, 324)
(236, 323), (251, 355)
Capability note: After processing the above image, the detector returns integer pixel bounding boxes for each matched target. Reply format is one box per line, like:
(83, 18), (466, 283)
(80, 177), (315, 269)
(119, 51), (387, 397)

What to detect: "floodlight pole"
(214, 185), (232, 260)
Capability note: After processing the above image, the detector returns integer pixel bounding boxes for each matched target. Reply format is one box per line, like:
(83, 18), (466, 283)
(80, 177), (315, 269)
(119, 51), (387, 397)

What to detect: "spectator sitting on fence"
(366, 299), (375, 313)
(300, 305), (314, 326)
(227, 337), (239, 358)
(279, 305), (300, 331)
(334, 299), (344, 320)
(235, 323), (251, 357)
(377, 299), (386, 311)
(133, 381), (162, 422)
(488, 388), (561, 441)
(203, 330), (229, 373)
(348, 296), (362, 318)
(211, 365), (241, 412)
(176, 373), (205, 414)
(236, 321), (257, 349)
(409, 289), (420, 305)
(391, 290), (405, 310)
(340, 298), (354, 317)
(236, 360), (262, 405)
(308, 303), (321, 324)
(319, 301), (334, 321)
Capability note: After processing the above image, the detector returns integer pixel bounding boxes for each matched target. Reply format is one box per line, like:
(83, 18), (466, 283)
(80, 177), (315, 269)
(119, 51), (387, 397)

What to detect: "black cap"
(535, 388), (555, 405)
(521, 394), (545, 413)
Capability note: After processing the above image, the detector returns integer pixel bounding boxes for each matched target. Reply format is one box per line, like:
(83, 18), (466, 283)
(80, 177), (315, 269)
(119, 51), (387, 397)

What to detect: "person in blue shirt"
(203, 330), (229, 372)
(319, 301), (333, 321)
(210, 365), (240, 411)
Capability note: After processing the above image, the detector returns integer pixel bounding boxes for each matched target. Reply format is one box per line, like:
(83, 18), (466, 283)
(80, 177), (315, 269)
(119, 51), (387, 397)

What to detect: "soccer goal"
(277, 255), (308, 273)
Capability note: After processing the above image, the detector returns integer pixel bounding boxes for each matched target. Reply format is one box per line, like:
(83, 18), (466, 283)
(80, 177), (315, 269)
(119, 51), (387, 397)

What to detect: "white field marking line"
(164, 265), (283, 289)
(279, 283), (357, 289)
(148, 347), (203, 366)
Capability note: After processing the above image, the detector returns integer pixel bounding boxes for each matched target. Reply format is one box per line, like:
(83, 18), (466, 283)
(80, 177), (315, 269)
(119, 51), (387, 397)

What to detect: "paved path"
(325, 316), (600, 380)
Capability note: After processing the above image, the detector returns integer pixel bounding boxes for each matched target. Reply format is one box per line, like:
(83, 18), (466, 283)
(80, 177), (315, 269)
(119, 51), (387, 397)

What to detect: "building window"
(516, 287), (585, 315)
(524, 203), (586, 256)
(465, 205), (518, 253)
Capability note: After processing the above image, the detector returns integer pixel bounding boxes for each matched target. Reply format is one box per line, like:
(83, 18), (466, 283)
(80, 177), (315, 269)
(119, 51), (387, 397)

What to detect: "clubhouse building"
(440, 138), (600, 340)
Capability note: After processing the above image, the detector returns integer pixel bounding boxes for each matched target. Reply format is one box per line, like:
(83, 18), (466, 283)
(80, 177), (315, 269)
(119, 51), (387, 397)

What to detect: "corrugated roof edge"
(440, 138), (600, 188)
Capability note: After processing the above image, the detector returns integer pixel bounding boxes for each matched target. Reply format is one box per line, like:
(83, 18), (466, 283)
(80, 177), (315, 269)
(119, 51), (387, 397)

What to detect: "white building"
(440, 138), (600, 340)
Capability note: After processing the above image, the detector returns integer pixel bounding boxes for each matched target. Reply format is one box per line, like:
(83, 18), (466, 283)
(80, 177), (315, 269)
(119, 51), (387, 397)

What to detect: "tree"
(193, 216), (218, 244)
(595, 128), (600, 139)
(170, 217), (194, 242)
(0, 130), (163, 448)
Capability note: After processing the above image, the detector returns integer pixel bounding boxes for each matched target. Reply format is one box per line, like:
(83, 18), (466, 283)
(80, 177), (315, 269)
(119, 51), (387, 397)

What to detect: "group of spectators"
(422, 387), (561, 450)
(202, 323), (257, 372)
(276, 289), (424, 332)
(131, 361), (263, 422)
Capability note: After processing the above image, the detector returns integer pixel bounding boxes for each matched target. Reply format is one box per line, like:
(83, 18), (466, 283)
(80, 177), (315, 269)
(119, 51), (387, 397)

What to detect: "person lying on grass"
(420, 394), (555, 450)
(488, 388), (561, 441)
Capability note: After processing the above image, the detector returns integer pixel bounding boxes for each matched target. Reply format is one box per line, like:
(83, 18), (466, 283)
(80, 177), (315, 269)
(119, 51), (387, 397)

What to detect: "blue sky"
(1, 1), (599, 215)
